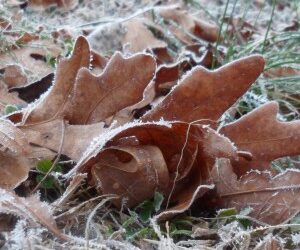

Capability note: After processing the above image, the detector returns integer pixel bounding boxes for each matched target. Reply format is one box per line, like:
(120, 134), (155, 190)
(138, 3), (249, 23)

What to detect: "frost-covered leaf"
(208, 158), (300, 225)
(23, 36), (90, 124)
(0, 119), (32, 189)
(28, 0), (78, 10)
(0, 40), (61, 81)
(0, 188), (67, 239)
(0, 88), (26, 115)
(92, 145), (169, 207)
(78, 121), (237, 216)
(1, 64), (27, 88)
(157, 6), (219, 43)
(21, 118), (105, 161)
(0, 119), (31, 155)
(142, 55), (265, 123)
(155, 59), (190, 92)
(220, 101), (300, 176)
(123, 18), (167, 53)
(64, 52), (156, 124)
(0, 151), (31, 189)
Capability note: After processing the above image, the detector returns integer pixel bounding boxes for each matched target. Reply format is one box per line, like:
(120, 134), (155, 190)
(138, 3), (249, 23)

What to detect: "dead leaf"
(0, 39), (61, 81)
(155, 59), (190, 92)
(123, 18), (167, 53)
(209, 158), (300, 225)
(91, 50), (108, 73)
(28, 0), (78, 10)
(0, 119), (31, 155)
(220, 101), (300, 176)
(0, 119), (32, 189)
(1, 64), (27, 88)
(92, 145), (169, 207)
(0, 151), (31, 190)
(0, 188), (68, 240)
(71, 121), (237, 215)
(264, 67), (300, 78)
(64, 52), (156, 124)
(16, 32), (39, 45)
(0, 88), (26, 114)
(23, 36), (90, 124)
(224, 17), (258, 43)
(142, 55), (265, 123)
(21, 118), (105, 161)
(158, 7), (219, 43)
(0, 17), (11, 30)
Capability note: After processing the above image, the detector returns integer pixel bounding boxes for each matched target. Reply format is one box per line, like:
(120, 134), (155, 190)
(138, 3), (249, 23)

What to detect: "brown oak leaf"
(64, 52), (156, 124)
(142, 55), (265, 123)
(220, 101), (300, 176)
(208, 158), (300, 225)
(21, 119), (105, 161)
(23, 36), (90, 124)
(69, 121), (237, 216)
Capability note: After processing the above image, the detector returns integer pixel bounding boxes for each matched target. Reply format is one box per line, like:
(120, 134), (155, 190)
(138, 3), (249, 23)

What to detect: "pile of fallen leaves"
(1, 1), (300, 249)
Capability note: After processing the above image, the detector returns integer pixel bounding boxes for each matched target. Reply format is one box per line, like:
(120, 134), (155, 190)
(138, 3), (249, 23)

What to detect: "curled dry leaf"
(142, 55), (265, 123)
(92, 145), (169, 207)
(154, 59), (190, 92)
(75, 121), (237, 215)
(0, 188), (67, 240)
(220, 101), (300, 176)
(209, 158), (300, 225)
(16, 32), (39, 45)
